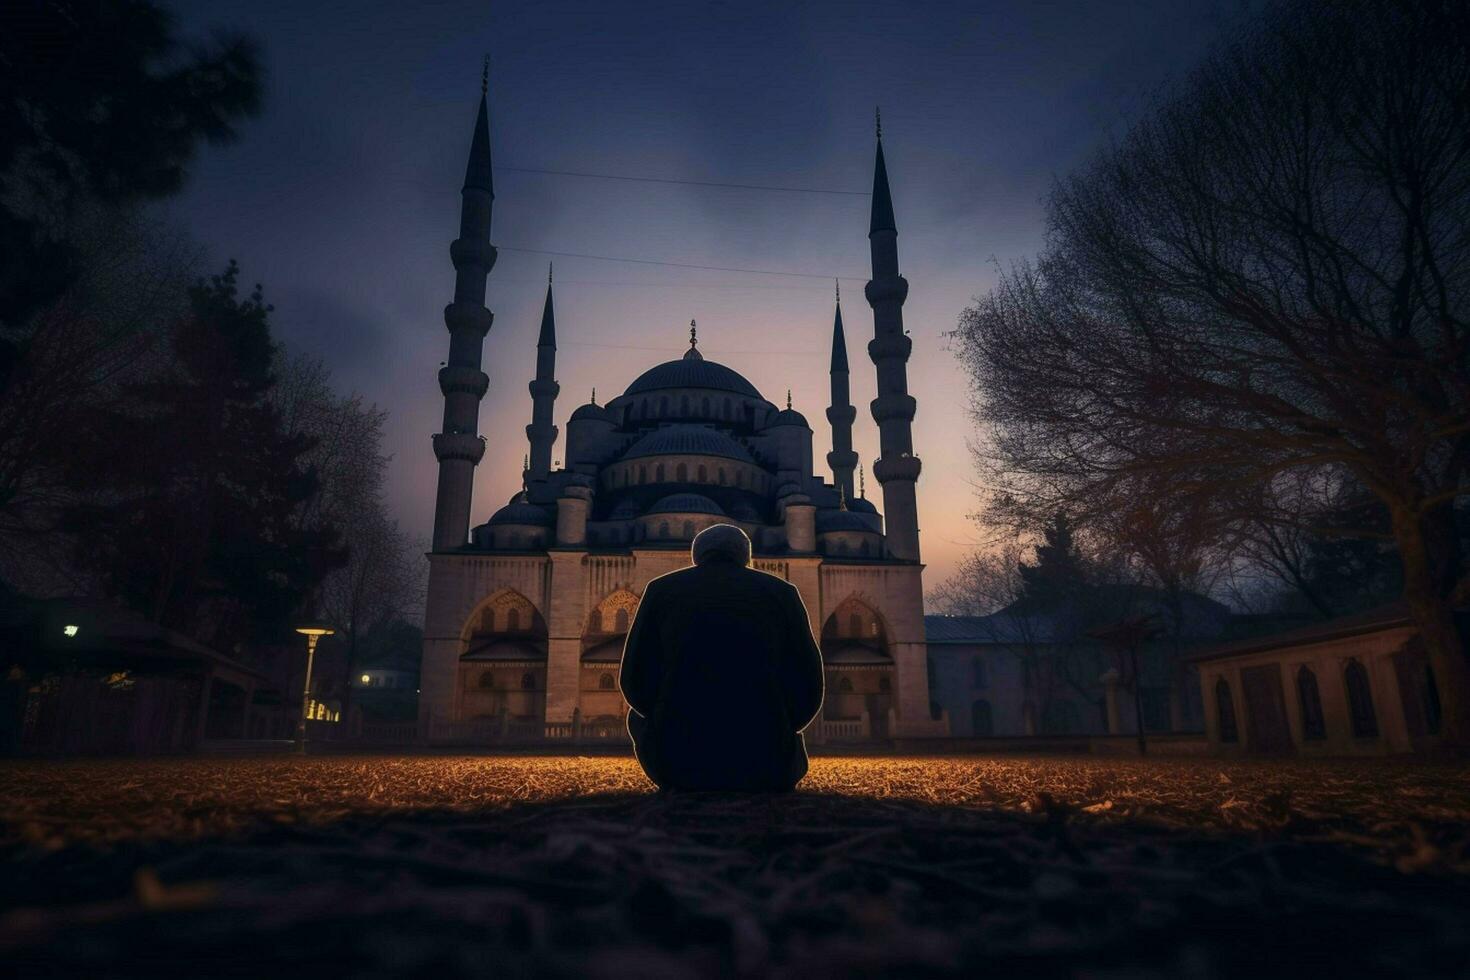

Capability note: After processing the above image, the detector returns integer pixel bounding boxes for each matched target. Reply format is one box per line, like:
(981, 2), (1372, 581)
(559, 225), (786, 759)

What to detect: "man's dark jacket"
(620, 560), (824, 791)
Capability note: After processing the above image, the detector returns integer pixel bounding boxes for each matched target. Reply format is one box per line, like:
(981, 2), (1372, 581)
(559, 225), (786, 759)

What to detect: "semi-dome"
(647, 493), (724, 516)
(625, 357), (762, 399)
(569, 401), (613, 423)
(768, 408), (809, 428)
(621, 425), (754, 463)
(607, 497), (641, 520)
(817, 509), (878, 533)
(487, 498), (554, 527)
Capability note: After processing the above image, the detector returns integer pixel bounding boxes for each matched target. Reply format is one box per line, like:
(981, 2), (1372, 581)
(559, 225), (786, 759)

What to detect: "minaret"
(865, 110), (922, 561)
(431, 64), (497, 551)
(826, 279), (858, 501)
(524, 264), (559, 482)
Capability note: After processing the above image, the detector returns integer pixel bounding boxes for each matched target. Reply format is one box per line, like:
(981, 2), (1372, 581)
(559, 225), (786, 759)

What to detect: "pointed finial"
(839, 486), (848, 511)
(875, 106), (882, 140)
(835, 278), (841, 304)
(689, 318), (697, 349)
(523, 453), (529, 472)
(482, 55), (490, 97)
(786, 388), (792, 410)
(859, 464), (866, 498)
(590, 387), (597, 405)
(548, 261), (553, 285)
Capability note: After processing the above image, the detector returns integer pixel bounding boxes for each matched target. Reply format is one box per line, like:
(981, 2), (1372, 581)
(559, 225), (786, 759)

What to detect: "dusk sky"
(163, 0), (1251, 592)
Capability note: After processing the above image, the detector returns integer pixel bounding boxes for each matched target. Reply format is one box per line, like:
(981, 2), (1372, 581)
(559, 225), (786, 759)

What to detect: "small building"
(1190, 603), (1444, 755)
(0, 596), (284, 755)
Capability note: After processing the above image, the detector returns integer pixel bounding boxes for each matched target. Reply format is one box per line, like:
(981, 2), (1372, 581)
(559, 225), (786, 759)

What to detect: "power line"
(498, 245), (865, 281)
(497, 165), (869, 197)
(562, 341), (822, 355)
(491, 276), (837, 292)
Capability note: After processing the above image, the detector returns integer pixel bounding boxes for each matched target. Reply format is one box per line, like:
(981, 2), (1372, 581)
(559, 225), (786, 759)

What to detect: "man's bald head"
(691, 523), (752, 567)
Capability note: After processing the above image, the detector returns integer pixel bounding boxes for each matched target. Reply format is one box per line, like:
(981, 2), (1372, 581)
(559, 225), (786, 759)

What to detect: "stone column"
(544, 551), (588, 724)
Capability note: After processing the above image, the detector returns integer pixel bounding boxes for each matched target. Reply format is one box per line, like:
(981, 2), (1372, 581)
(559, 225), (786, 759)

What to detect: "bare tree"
(956, 0), (1470, 748)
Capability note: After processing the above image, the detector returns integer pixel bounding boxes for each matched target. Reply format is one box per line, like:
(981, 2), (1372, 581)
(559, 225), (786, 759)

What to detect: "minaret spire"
(430, 69), (498, 550)
(684, 318), (702, 361)
(525, 264), (560, 481)
(826, 281), (857, 501)
(865, 116), (921, 560)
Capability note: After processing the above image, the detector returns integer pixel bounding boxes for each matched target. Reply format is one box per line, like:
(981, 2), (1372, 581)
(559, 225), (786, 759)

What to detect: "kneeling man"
(620, 523), (824, 791)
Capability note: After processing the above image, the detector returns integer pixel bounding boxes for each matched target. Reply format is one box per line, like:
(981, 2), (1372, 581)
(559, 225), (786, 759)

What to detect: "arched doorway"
(820, 597), (893, 737)
(458, 589), (548, 725)
(581, 589), (640, 730)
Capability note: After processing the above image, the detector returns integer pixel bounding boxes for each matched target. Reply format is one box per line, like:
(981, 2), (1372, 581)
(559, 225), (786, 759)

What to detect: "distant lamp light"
(293, 624), (336, 755)
(62, 624), (80, 638)
(361, 674), (371, 684)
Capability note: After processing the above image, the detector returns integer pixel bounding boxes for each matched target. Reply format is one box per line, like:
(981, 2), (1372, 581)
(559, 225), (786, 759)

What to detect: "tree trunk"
(1393, 504), (1470, 752)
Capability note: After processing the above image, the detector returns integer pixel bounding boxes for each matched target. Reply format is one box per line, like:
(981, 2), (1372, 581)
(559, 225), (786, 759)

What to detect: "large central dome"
(624, 352), (762, 399)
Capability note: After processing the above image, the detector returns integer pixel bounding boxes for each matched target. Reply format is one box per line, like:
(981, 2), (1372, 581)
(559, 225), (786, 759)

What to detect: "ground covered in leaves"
(2, 755), (1468, 976)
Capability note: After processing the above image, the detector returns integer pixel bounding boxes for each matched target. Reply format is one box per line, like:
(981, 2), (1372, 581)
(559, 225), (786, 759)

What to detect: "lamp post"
(294, 624), (335, 755)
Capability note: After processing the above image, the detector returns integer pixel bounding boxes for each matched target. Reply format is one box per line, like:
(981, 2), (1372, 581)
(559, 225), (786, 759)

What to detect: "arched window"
(614, 607), (630, 633)
(859, 541), (870, 556)
(972, 657), (987, 689)
(641, 398), (650, 417)
(520, 672), (535, 690)
(659, 396), (669, 415)
(701, 396), (709, 416)
(971, 699), (994, 736)
(482, 609), (496, 632)
(723, 398), (732, 419)
(676, 462), (687, 481)
(682, 520), (694, 538)
(738, 470), (747, 488)
(655, 463), (665, 482)
(698, 464), (707, 482)
(507, 608), (520, 632)
(838, 676), (854, 693)
(680, 395), (690, 415)
(1344, 659), (1378, 737)
(1215, 678), (1239, 743)
(659, 521), (669, 538)
(479, 672), (496, 689)
(718, 467), (726, 485)
(638, 464), (647, 484)
(848, 613), (862, 637)
(878, 675), (891, 693)
(1296, 666), (1325, 740)
(599, 673), (615, 690)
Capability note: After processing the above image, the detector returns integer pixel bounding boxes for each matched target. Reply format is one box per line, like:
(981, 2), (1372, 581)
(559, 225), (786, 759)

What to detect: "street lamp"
(294, 624), (335, 755)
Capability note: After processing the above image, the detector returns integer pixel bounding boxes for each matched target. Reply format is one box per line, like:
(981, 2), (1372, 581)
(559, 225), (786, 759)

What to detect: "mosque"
(418, 81), (945, 742)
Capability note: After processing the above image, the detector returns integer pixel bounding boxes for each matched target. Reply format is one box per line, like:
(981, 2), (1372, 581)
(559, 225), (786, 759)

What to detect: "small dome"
(622, 425), (754, 463)
(768, 408), (809, 428)
(625, 358), (762, 399)
(487, 499), (554, 527)
(848, 495), (878, 515)
(647, 493), (724, 516)
(729, 500), (762, 522)
(817, 509), (878, 533)
(569, 402), (613, 423)
(607, 498), (641, 520)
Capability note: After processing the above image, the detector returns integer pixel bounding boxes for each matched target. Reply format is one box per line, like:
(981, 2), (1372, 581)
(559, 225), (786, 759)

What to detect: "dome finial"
(689, 318), (697, 349)
(590, 387), (596, 405)
(859, 463), (866, 498)
(548, 261), (553, 285)
(482, 54), (490, 97)
(786, 388), (792, 410)
(875, 106), (881, 140)
(835, 278), (840, 304)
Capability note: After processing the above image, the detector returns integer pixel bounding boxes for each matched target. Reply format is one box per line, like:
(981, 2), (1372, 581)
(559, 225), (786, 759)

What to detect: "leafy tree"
(0, 0), (260, 348)
(65, 262), (343, 651)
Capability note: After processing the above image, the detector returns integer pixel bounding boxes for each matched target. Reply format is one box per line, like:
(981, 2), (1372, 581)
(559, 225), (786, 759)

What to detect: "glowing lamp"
(361, 674), (371, 684)
(62, 624), (80, 638)
(293, 623), (335, 755)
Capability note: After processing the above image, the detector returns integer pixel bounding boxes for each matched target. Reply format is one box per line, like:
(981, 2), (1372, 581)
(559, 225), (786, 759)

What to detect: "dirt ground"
(2, 754), (1468, 977)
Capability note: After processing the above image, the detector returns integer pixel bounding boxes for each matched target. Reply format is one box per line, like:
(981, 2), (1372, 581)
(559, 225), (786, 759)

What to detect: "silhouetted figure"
(621, 524), (823, 791)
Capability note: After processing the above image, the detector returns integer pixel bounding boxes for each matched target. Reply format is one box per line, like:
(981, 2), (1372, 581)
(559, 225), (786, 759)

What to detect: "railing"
(808, 711), (873, 744)
(358, 721), (418, 744)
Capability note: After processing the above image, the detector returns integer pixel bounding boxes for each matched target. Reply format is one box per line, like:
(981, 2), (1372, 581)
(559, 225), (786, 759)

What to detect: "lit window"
(62, 624), (80, 638)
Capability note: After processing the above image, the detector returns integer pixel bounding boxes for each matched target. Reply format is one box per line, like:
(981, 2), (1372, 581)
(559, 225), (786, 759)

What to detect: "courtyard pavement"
(2, 755), (1468, 977)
